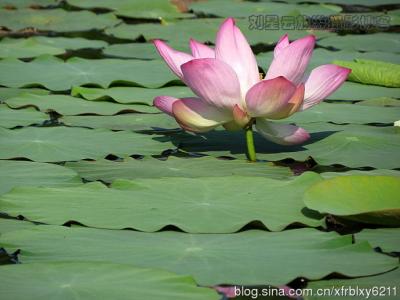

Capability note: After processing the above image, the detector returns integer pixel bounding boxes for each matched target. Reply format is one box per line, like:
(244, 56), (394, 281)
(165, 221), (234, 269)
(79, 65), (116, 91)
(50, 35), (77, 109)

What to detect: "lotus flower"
(153, 18), (350, 161)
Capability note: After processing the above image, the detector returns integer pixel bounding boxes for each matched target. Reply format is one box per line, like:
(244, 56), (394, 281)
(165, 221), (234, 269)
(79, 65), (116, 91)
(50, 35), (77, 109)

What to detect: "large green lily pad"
(1, 225), (397, 286)
(305, 268), (400, 300)
(334, 59), (400, 88)
(0, 56), (177, 91)
(66, 0), (193, 19)
(6, 93), (157, 115)
(318, 33), (400, 53)
(0, 172), (323, 232)
(60, 114), (179, 132)
(357, 97), (400, 107)
(303, 175), (400, 225)
(106, 18), (335, 45)
(321, 169), (400, 179)
(327, 82), (400, 101)
(65, 156), (292, 181)
(355, 228), (400, 253)
(71, 86), (193, 105)
(257, 49), (400, 72)
(0, 104), (48, 128)
(0, 218), (36, 235)
(0, 262), (219, 300)
(103, 42), (160, 59)
(0, 37), (107, 59)
(173, 124), (400, 169)
(0, 0), (59, 8)
(0, 126), (174, 162)
(280, 102), (400, 124)
(0, 87), (49, 100)
(0, 160), (81, 195)
(0, 9), (119, 32)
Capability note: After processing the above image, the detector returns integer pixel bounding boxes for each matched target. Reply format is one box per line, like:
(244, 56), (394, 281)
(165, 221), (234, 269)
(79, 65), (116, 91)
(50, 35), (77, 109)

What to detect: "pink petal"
(245, 76), (297, 118)
(233, 104), (250, 128)
(267, 84), (305, 119)
(153, 39), (193, 79)
(215, 18), (259, 96)
(153, 95), (178, 116)
(266, 35), (316, 85)
(301, 64), (351, 110)
(181, 58), (241, 109)
(274, 34), (289, 57)
(256, 119), (310, 145)
(189, 38), (215, 58)
(172, 97), (232, 133)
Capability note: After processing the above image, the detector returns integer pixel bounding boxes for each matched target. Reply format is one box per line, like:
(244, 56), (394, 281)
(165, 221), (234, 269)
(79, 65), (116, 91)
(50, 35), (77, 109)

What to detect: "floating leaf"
(333, 59), (400, 88)
(279, 102), (400, 124)
(0, 9), (119, 32)
(0, 56), (177, 90)
(106, 18), (335, 45)
(305, 268), (400, 300)
(0, 105), (48, 128)
(318, 33), (400, 53)
(0, 160), (81, 195)
(0, 218), (35, 235)
(355, 228), (400, 253)
(189, 0), (341, 18)
(0, 0), (59, 8)
(303, 175), (400, 225)
(356, 97), (400, 107)
(0, 262), (220, 300)
(321, 169), (400, 179)
(103, 43), (160, 59)
(173, 124), (400, 169)
(6, 93), (158, 115)
(1, 225), (397, 286)
(0, 87), (49, 100)
(60, 114), (179, 132)
(71, 86), (193, 105)
(66, 0), (193, 19)
(65, 156), (292, 181)
(327, 82), (400, 101)
(0, 172), (324, 232)
(0, 126), (174, 162)
(0, 37), (107, 59)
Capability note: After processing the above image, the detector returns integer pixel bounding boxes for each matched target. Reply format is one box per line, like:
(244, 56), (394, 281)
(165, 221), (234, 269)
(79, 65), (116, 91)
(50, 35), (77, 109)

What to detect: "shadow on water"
(168, 129), (338, 156)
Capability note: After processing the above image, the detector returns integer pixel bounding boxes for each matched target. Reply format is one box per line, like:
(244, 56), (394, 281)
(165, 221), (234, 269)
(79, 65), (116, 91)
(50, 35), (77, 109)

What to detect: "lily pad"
(0, 37), (107, 59)
(0, 172), (324, 232)
(0, 56), (177, 90)
(0, 126), (174, 162)
(355, 228), (400, 253)
(106, 18), (335, 45)
(66, 0), (193, 20)
(1, 225), (397, 286)
(103, 43), (160, 59)
(0, 262), (220, 300)
(321, 169), (400, 179)
(173, 124), (400, 169)
(71, 86), (193, 105)
(327, 82), (400, 101)
(60, 114), (179, 131)
(257, 49), (400, 73)
(65, 156), (292, 181)
(318, 33), (400, 53)
(280, 102), (400, 124)
(333, 59), (400, 88)
(305, 268), (400, 300)
(0, 87), (49, 100)
(303, 175), (400, 225)
(190, 0), (341, 18)
(0, 160), (81, 195)
(356, 97), (400, 107)
(0, 104), (48, 128)
(0, 9), (119, 32)
(6, 93), (158, 115)
(0, 0), (59, 8)
(0, 218), (35, 235)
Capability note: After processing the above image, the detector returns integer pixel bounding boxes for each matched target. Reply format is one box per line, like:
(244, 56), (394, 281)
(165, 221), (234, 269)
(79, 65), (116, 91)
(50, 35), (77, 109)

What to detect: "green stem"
(245, 124), (257, 162)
